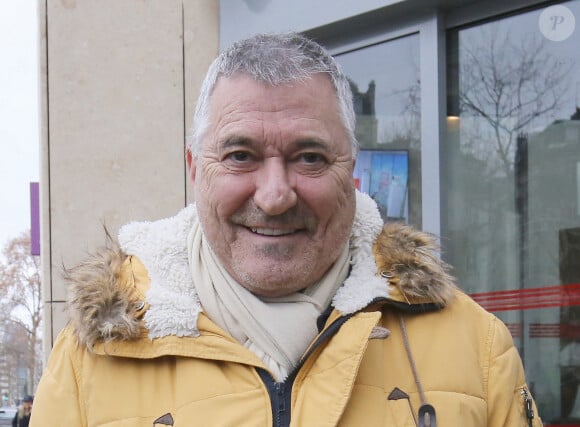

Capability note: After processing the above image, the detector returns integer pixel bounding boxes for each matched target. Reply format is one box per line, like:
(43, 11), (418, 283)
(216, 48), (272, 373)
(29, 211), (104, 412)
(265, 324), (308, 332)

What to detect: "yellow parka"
(31, 201), (542, 427)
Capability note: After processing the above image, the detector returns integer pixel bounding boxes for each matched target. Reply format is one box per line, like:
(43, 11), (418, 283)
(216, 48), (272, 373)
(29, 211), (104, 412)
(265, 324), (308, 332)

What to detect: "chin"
(238, 272), (311, 297)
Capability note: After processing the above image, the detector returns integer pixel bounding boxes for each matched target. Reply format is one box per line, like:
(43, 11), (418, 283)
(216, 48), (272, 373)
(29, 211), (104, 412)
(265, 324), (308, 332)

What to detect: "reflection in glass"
(335, 35), (421, 226)
(445, 1), (580, 422)
(353, 150), (409, 222)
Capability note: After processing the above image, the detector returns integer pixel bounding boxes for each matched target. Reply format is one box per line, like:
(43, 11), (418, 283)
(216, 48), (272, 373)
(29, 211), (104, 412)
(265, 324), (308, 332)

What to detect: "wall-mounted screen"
(353, 150), (409, 223)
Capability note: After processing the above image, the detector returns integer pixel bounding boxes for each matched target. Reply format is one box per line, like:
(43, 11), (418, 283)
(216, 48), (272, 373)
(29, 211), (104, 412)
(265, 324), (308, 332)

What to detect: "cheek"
(299, 171), (356, 227)
(195, 165), (255, 219)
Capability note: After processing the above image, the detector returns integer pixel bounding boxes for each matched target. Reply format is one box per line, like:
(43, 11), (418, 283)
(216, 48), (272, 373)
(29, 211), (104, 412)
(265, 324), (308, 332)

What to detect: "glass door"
(444, 1), (580, 422)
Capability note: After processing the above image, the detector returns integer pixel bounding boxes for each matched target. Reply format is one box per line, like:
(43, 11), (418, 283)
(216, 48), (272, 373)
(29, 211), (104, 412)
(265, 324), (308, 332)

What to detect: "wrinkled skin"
(187, 73), (356, 297)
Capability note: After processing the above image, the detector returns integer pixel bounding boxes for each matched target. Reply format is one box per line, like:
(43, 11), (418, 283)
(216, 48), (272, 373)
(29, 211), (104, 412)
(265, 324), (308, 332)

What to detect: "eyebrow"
(293, 138), (332, 151)
(219, 135), (253, 150)
(218, 136), (332, 152)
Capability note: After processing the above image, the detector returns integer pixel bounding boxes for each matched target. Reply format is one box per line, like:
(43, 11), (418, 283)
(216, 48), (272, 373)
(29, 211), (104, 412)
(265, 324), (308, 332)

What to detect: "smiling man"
(31, 33), (541, 426)
(189, 73), (356, 297)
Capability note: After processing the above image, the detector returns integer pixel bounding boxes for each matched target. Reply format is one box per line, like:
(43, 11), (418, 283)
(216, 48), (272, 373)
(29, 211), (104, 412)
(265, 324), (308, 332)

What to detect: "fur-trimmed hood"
(65, 192), (456, 349)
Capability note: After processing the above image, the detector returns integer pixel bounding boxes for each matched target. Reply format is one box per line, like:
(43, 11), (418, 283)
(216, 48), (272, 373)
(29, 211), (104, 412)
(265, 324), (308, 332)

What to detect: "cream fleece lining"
(118, 191), (387, 342)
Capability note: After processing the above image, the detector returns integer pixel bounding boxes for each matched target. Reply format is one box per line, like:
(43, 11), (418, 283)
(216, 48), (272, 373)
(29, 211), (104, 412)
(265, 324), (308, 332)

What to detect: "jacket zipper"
(257, 313), (355, 427)
(257, 370), (292, 427)
(521, 388), (535, 427)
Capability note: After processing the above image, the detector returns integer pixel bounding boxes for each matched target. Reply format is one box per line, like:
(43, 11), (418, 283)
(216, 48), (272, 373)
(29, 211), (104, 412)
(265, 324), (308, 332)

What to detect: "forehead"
(205, 74), (347, 149)
(211, 72), (338, 104)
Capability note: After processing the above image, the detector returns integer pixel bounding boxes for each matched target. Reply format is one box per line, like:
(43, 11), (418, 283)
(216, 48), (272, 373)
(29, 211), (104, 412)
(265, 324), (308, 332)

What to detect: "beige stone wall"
(38, 0), (219, 359)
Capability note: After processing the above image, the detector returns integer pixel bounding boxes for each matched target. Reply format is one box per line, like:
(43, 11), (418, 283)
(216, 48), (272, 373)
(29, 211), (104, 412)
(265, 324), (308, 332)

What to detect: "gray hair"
(187, 33), (358, 158)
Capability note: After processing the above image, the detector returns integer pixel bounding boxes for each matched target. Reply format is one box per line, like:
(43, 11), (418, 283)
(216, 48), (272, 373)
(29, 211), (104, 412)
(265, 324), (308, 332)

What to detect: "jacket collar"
(117, 191), (387, 339)
(65, 192), (456, 349)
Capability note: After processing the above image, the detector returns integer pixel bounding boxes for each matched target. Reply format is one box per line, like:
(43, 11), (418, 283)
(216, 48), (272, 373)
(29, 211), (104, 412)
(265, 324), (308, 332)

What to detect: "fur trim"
(373, 222), (457, 306)
(64, 240), (141, 349)
(65, 191), (456, 347)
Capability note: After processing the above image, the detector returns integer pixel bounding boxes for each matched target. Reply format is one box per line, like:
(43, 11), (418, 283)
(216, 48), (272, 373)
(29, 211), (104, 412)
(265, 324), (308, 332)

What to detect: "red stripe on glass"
(470, 284), (580, 312)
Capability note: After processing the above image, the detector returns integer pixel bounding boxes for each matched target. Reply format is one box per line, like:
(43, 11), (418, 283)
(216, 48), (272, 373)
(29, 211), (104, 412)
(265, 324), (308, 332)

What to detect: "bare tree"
(458, 26), (573, 176)
(375, 61), (421, 149)
(0, 231), (42, 400)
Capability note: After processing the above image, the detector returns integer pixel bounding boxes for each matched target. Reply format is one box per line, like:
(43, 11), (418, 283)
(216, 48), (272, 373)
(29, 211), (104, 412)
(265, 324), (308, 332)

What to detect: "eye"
(292, 152), (330, 175)
(299, 152), (327, 165)
(227, 151), (252, 163)
(222, 149), (259, 172)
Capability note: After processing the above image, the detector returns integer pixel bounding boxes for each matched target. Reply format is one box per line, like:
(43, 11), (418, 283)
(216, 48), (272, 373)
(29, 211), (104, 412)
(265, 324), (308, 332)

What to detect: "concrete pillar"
(38, 0), (219, 359)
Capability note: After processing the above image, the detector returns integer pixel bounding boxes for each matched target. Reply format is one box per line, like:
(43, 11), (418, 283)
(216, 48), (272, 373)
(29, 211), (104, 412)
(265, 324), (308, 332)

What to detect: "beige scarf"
(188, 219), (350, 382)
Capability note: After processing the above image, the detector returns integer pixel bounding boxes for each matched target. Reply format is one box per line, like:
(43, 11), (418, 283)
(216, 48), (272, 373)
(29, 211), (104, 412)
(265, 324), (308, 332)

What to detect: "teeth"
(250, 227), (294, 236)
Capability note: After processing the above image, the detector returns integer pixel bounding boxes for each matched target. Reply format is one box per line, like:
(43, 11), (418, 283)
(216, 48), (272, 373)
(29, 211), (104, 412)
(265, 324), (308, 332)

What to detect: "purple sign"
(30, 182), (40, 256)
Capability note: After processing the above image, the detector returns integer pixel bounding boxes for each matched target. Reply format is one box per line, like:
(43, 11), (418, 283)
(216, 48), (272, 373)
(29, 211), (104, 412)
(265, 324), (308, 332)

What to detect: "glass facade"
(444, 1), (580, 423)
(335, 35), (422, 226)
(329, 1), (580, 423)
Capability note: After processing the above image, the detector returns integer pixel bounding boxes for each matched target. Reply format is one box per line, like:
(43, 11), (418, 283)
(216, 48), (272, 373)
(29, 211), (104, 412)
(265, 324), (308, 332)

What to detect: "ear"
(186, 148), (197, 186)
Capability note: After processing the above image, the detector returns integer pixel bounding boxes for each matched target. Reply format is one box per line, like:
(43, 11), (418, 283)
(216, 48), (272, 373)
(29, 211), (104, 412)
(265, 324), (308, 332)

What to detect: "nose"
(254, 158), (297, 215)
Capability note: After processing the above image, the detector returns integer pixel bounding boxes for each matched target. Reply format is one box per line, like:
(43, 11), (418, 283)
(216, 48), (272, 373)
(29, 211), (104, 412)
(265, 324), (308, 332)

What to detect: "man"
(31, 33), (541, 426)
(12, 395), (32, 427)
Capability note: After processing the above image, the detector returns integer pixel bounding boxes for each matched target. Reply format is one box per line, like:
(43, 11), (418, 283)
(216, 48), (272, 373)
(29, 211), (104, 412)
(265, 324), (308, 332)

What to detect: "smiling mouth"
(249, 227), (298, 236)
